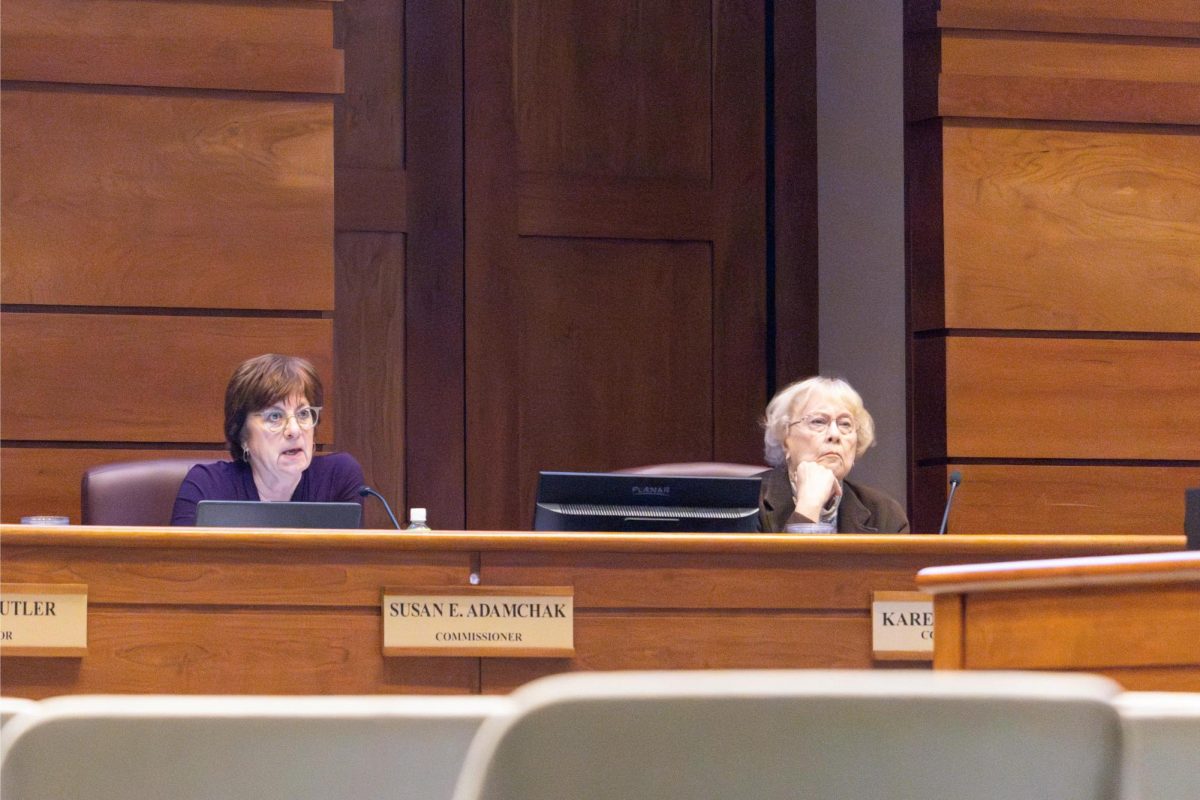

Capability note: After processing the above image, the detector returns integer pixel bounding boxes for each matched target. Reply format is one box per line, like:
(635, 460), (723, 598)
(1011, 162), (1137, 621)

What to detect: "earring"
(243, 445), (251, 462)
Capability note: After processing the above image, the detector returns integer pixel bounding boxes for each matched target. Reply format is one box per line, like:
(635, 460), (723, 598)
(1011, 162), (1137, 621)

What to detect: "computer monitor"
(533, 471), (762, 533)
(195, 500), (362, 529)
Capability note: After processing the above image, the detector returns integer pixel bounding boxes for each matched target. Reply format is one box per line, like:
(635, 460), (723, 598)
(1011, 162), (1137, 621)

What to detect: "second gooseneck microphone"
(358, 485), (401, 530)
(937, 471), (963, 535)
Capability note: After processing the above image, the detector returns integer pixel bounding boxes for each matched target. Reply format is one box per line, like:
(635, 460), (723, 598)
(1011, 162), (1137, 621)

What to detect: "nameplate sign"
(382, 586), (574, 658)
(0, 583), (88, 657)
(872, 591), (933, 661)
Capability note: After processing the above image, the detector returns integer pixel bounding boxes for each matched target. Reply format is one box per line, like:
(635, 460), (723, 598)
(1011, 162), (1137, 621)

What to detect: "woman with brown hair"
(170, 354), (364, 525)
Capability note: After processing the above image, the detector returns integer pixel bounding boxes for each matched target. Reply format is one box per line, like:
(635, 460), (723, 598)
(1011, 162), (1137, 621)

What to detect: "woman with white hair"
(759, 376), (909, 533)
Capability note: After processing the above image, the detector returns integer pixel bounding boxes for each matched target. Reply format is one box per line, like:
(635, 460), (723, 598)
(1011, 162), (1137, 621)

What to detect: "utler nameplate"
(871, 590), (933, 661)
(382, 586), (574, 658)
(0, 583), (88, 657)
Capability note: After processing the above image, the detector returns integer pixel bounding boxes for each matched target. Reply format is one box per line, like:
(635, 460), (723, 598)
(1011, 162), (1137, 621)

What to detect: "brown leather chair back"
(81, 458), (218, 526)
(613, 462), (768, 478)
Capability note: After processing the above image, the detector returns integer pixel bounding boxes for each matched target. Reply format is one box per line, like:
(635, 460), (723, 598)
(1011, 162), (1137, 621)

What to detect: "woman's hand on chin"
(790, 460), (841, 521)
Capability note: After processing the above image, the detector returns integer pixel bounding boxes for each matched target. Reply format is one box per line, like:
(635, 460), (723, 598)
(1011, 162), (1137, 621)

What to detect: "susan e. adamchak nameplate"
(382, 586), (573, 657)
(0, 583), (88, 657)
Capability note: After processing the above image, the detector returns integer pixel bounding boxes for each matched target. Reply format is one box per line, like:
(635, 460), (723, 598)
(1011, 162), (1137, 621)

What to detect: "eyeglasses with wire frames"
(787, 413), (856, 436)
(253, 406), (321, 434)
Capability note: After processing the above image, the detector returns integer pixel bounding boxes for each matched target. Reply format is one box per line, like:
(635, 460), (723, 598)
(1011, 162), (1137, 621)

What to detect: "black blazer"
(757, 465), (910, 533)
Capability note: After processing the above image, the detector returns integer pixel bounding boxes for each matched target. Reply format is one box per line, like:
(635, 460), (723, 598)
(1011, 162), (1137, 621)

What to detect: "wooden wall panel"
(905, 0), (1200, 535)
(1, 611), (476, 697)
(942, 122), (1200, 333)
(1, 447), (225, 524)
(514, 0), (711, 181)
(917, 464), (1200, 536)
(944, 337), (1200, 460)
(512, 238), (714, 510)
(334, 232), (405, 529)
(466, 0), (766, 529)
(1, 0), (342, 93)
(400, 2), (465, 528)
(1, 314), (334, 443)
(3, 0), (335, 47)
(942, 32), (1199, 83)
(2, 90), (333, 311)
(937, 0), (1200, 37)
(2, 314), (335, 444)
(1, 0), (341, 522)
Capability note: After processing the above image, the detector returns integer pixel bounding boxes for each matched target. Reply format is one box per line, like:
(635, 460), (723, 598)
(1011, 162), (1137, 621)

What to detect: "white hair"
(762, 376), (876, 467)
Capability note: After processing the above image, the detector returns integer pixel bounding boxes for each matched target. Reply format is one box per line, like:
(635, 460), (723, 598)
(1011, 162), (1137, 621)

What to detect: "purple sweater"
(170, 452), (365, 526)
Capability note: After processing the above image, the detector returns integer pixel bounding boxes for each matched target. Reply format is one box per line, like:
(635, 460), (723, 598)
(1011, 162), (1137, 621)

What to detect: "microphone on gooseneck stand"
(938, 471), (963, 535)
(358, 485), (401, 530)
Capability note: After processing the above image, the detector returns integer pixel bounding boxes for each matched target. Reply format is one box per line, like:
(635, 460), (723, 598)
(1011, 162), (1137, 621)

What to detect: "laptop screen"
(195, 500), (362, 529)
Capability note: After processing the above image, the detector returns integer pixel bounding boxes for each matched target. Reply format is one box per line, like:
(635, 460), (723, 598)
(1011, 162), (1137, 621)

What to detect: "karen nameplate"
(872, 590), (933, 661)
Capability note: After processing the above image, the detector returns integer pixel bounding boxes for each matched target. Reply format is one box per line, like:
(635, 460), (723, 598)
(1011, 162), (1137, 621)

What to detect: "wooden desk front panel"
(0, 540), (478, 697)
(3, 530), (1185, 696)
(960, 584), (1200, 690)
(476, 545), (1126, 692)
(921, 551), (1200, 691)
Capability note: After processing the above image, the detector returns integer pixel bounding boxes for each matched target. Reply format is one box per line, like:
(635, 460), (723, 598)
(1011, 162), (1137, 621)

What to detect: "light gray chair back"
(0, 697), (38, 729)
(1, 694), (512, 800)
(452, 669), (1123, 800)
(1115, 691), (1200, 800)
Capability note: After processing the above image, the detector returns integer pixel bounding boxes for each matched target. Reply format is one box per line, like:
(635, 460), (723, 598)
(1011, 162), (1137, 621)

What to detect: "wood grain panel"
(1086, 666), (1200, 692)
(336, 167), (406, 232)
(334, 232), (405, 530)
(3, 0), (334, 46)
(931, 594), (964, 670)
(1, 447), (224, 524)
(915, 464), (1200, 536)
(1, 89), (334, 310)
(518, 175), (712, 240)
(511, 238), (713, 519)
(1, 545), (469, 605)
(465, 0), (766, 528)
(0, 610), (476, 697)
(333, 0), (404, 235)
(943, 123), (1200, 333)
(942, 32), (1200, 83)
(2, 35), (342, 94)
(938, 74), (1200, 125)
(481, 550), (942, 610)
(403, 0), (467, 529)
(963, 584), (1200, 670)
(938, 0), (1200, 37)
(1, 313), (334, 442)
(772, 0), (819, 384)
(710, 0), (767, 464)
(481, 613), (871, 692)
(945, 337), (1200, 460)
(514, 0), (710, 181)
(465, 0), (521, 530)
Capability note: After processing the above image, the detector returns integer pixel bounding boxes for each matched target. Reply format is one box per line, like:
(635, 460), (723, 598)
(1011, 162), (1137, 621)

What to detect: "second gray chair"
(1115, 691), (1200, 800)
(452, 669), (1124, 800)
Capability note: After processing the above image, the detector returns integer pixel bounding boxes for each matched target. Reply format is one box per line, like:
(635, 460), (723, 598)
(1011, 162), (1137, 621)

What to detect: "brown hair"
(224, 354), (324, 460)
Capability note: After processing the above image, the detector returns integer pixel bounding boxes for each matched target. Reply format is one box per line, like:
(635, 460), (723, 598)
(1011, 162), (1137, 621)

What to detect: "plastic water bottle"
(406, 507), (431, 531)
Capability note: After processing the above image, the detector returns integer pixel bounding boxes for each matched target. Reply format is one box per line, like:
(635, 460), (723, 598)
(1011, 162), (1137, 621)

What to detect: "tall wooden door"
(463, 1), (768, 529)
